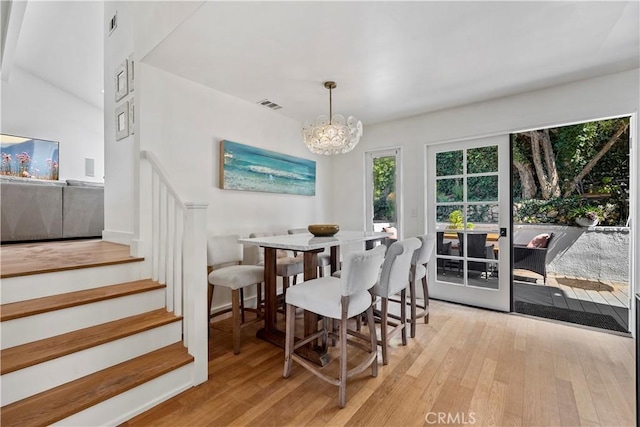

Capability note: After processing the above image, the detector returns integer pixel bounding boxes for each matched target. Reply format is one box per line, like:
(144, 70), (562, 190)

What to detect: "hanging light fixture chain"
(324, 81), (336, 125)
(329, 85), (332, 124)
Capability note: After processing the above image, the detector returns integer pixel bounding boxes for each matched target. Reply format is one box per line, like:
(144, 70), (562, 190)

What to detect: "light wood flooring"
(124, 300), (636, 426)
(0, 239), (141, 278)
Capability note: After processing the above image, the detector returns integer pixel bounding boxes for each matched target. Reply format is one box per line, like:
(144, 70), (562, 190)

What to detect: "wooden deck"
(513, 271), (629, 332)
(0, 239), (142, 278)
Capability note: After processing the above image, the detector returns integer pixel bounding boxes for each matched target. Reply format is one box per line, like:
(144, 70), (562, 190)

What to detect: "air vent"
(85, 158), (95, 177)
(257, 99), (282, 110)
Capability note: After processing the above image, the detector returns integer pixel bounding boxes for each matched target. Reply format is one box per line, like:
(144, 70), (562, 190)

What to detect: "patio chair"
(436, 232), (452, 275)
(513, 232), (554, 283)
(457, 232), (494, 281)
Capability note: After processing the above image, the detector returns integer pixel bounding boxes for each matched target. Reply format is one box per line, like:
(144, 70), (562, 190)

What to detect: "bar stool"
(373, 238), (421, 364)
(207, 234), (265, 354)
(407, 234), (435, 337)
(283, 245), (387, 408)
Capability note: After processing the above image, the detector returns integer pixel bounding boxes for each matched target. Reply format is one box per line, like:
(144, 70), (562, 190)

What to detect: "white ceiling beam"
(1, 0), (28, 82)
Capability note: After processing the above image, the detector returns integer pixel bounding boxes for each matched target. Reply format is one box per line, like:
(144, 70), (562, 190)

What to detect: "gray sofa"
(1, 177), (104, 242)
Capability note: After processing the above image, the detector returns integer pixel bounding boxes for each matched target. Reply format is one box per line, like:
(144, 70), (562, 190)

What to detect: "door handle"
(500, 228), (508, 237)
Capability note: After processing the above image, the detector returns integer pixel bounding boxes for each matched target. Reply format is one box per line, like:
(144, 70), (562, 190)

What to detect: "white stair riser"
(52, 363), (193, 427)
(1, 290), (165, 349)
(1, 261), (149, 304)
(1, 321), (182, 406)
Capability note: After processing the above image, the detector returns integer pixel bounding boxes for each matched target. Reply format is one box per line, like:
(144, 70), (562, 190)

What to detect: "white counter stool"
(207, 234), (265, 355)
(373, 237), (421, 365)
(283, 245), (386, 408)
(392, 234), (435, 338)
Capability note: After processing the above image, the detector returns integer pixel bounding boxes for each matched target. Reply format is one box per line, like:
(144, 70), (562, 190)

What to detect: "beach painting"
(220, 140), (316, 196)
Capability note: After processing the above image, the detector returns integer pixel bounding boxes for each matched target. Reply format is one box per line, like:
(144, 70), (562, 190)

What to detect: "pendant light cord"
(329, 86), (333, 125)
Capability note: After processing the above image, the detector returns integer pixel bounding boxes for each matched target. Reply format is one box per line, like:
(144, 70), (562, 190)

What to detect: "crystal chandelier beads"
(302, 81), (363, 155)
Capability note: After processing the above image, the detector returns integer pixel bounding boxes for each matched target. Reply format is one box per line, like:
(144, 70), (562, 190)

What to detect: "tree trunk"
(527, 130), (560, 200)
(540, 129), (561, 198)
(563, 121), (629, 197)
(513, 160), (537, 199)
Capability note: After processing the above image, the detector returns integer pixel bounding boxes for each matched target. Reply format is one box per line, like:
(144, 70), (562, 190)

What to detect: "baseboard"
(102, 230), (134, 246)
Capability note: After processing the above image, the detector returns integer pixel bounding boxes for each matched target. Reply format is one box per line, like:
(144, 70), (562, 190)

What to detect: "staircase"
(0, 242), (196, 426)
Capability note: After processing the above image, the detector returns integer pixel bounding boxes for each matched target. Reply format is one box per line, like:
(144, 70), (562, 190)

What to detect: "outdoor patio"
(513, 270), (629, 333)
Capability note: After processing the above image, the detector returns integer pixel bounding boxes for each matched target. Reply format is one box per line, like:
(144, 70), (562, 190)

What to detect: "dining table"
(238, 230), (390, 366)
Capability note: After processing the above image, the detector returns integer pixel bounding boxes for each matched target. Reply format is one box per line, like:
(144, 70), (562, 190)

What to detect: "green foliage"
(513, 117), (629, 226)
(567, 205), (604, 222)
(445, 210), (475, 229)
(513, 197), (620, 226)
(373, 156), (396, 221)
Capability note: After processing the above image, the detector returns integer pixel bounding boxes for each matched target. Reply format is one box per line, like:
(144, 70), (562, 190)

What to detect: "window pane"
(436, 204), (463, 228)
(467, 204), (499, 226)
(436, 150), (463, 176)
(468, 176), (498, 201)
(467, 146), (498, 174)
(372, 156), (396, 222)
(436, 178), (463, 202)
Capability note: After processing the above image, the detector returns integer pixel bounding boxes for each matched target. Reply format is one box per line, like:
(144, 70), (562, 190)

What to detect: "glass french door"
(426, 136), (510, 311)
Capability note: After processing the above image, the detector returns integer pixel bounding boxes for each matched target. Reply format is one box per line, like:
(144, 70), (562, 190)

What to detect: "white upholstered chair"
(373, 237), (421, 365)
(249, 232), (304, 299)
(407, 234), (435, 337)
(287, 228), (332, 276)
(207, 234), (265, 354)
(283, 245), (387, 408)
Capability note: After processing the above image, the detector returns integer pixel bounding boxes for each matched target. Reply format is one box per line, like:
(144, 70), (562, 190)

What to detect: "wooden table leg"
(261, 247), (277, 333)
(330, 246), (340, 274)
(302, 249), (330, 366)
(256, 247), (329, 366)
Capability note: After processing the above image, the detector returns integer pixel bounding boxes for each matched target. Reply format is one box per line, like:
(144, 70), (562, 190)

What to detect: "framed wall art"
(128, 53), (135, 93)
(114, 59), (128, 102)
(115, 101), (129, 141)
(128, 97), (135, 135)
(220, 140), (316, 196)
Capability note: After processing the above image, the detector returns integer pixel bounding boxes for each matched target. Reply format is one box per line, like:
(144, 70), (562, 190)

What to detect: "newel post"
(182, 202), (209, 385)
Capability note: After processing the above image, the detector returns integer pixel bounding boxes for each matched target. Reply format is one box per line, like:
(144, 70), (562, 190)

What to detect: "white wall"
(138, 63), (333, 310)
(1, 66), (104, 182)
(103, 1), (136, 243)
(333, 69), (639, 239)
(139, 63), (333, 234)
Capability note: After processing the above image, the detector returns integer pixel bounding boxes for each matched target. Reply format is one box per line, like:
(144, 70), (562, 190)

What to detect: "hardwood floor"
(0, 239), (142, 278)
(124, 300), (635, 426)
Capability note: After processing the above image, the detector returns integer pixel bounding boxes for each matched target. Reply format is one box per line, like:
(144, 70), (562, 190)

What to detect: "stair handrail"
(140, 149), (208, 385)
(141, 150), (186, 208)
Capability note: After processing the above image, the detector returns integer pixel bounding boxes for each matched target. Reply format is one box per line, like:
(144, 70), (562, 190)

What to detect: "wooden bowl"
(308, 224), (340, 237)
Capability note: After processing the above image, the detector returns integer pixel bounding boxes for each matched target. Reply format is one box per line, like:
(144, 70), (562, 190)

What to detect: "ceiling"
(144, 1), (639, 125)
(13, 1), (104, 110)
(10, 1), (639, 125)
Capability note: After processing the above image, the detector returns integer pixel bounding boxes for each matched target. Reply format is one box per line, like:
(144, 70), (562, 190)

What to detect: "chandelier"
(302, 81), (363, 155)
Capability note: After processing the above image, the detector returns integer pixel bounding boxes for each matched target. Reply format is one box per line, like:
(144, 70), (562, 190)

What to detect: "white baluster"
(183, 203), (208, 385)
(166, 194), (175, 311)
(151, 171), (159, 282)
(159, 183), (167, 284)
